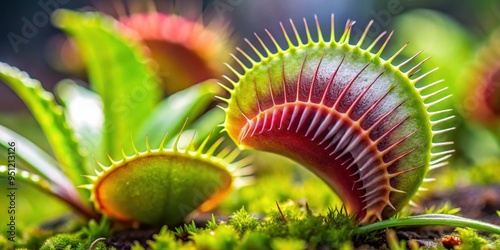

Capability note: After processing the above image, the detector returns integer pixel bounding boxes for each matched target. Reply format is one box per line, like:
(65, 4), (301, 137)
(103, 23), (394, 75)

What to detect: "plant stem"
(353, 214), (500, 235)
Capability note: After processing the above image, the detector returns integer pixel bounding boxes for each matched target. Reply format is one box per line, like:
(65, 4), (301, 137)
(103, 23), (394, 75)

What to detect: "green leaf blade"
(0, 125), (97, 218)
(353, 214), (500, 235)
(0, 125), (73, 191)
(0, 62), (87, 187)
(53, 10), (161, 159)
(0, 163), (97, 219)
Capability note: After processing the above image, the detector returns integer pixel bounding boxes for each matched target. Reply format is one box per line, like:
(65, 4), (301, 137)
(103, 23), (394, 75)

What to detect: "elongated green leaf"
(135, 80), (221, 151)
(53, 10), (161, 159)
(0, 125), (73, 191)
(1, 165), (53, 195)
(0, 62), (87, 188)
(353, 214), (500, 235)
(0, 165), (97, 219)
(55, 79), (104, 170)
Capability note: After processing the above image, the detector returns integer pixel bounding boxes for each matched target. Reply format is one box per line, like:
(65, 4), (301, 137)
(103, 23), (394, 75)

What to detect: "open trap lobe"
(221, 16), (454, 223)
(234, 50), (427, 222)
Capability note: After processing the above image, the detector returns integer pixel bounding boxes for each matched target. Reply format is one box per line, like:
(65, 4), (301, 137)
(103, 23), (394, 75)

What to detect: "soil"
(106, 227), (162, 249)
(105, 185), (500, 250)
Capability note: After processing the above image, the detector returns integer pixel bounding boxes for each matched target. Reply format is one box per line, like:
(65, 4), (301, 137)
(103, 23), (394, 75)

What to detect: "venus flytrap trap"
(82, 132), (252, 227)
(117, 9), (233, 94)
(220, 14), (453, 223)
(460, 27), (500, 145)
(219, 14), (500, 234)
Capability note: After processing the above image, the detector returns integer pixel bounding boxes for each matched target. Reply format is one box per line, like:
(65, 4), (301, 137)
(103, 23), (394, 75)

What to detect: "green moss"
(20, 228), (55, 250)
(228, 207), (260, 235)
(39, 234), (109, 250)
(206, 214), (218, 231)
(250, 202), (357, 249)
(14, 202), (500, 249)
(146, 226), (184, 250)
(39, 233), (110, 250)
(123, 202), (357, 249)
(87, 241), (109, 250)
(174, 220), (200, 241)
(0, 226), (57, 250)
(455, 228), (493, 250)
(80, 218), (111, 241)
(28, 219), (113, 250)
(191, 225), (239, 250)
(39, 233), (82, 250)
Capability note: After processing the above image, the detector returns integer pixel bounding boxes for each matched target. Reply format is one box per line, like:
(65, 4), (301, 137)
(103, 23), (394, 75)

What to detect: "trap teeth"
(222, 15), (453, 223)
(88, 133), (250, 226)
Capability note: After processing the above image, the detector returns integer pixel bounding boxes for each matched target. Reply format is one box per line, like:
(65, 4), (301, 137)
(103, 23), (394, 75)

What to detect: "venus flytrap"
(118, 11), (233, 94)
(220, 15), (453, 224)
(459, 27), (500, 149)
(220, 14), (500, 234)
(81, 130), (252, 227)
